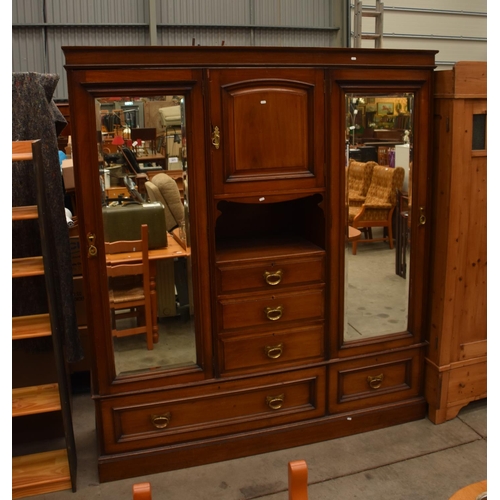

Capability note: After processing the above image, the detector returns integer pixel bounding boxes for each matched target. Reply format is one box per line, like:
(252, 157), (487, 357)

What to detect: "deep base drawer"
(99, 367), (326, 453)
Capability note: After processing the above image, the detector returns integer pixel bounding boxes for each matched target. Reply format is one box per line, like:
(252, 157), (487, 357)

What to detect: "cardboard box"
(167, 156), (181, 169)
(62, 158), (75, 189)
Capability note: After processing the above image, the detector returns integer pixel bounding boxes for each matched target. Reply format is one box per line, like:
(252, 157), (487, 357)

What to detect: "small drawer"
(328, 348), (423, 413)
(216, 254), (325, 294)
(218, 324), (324, 375)
(217, 285), (324, 332)
(99, 367), (326, 454)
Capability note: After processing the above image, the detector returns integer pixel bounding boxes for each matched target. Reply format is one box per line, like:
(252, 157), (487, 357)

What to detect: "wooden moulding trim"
(62, 46), (438, 70)
(425, 356), (487, 373)
(460, 340), (487, 359)
(434, 93), (487, 99)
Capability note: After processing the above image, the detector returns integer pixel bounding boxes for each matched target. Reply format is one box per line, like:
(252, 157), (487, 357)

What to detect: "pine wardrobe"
(63, 46), (437, 482)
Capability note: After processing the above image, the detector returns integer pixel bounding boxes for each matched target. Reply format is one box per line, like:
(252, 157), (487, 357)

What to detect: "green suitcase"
(102, 201), (167, 248)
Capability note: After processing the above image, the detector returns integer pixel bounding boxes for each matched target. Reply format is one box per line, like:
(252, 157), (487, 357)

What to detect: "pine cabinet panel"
(426, 61), (487, 424)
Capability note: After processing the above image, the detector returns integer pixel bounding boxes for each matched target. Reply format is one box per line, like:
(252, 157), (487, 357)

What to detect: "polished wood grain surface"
(12, 205), (38, 220)
(12, 313), (52, 340)
(12, 383), (61, 417)
(12, 449), (71, 499)
(12, 256), (45, 277)
(64, 46), (435, 482)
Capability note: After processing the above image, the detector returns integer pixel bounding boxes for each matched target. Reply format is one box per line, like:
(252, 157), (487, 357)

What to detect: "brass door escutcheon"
(419, 207), (426, 226)
(264, 343), (284, 359)
(211, 125), (220, 149)
(266, 394), (285, 410)
(367, 373), (384, 389)
(151, 412), (172, 429)
(87, 232), (97, 258)
(264, 269), (283, 286)
(266, 305), (283, 321)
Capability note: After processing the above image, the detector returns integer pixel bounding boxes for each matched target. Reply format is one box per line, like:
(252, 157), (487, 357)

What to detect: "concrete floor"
(22, 235), (489, 499)
(29, 395), (487, 500)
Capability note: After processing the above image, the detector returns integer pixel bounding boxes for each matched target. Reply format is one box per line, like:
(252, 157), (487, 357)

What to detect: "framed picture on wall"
(377, 102), (394, 115)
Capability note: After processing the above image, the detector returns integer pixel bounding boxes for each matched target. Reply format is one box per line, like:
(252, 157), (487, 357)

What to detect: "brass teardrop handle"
(211, 125), (220, 149)
(419, 207), (426, 226)
(264, 343), (284, 359)
(266, 393), (285, 410)
(266, 305), (283, 321)
(367, 374), (384, 390)
(151, 412), (172, 429)
(264, 269), (283, 286)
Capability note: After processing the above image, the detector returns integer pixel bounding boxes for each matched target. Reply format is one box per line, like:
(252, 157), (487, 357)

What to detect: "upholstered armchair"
(347, 159), (377, 207)
(144, 173), (184, 232)
(349, 165), (405, 255)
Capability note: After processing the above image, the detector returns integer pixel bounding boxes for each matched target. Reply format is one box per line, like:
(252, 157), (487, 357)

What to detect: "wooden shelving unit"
(12, 140), (76, 498)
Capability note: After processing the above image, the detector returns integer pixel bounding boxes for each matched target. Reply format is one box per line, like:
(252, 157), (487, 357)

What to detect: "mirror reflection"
(344, 93), (413, 342)
(95, 95), (197, 376)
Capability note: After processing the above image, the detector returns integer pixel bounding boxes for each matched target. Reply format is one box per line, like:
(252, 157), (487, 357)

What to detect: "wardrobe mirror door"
(95, 95), (197, 377)
(344, 93), (414, 342)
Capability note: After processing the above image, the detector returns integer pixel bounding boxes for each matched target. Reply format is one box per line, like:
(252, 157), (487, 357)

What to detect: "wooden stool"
(132, 464), (310, 499)
(133, 482), (152, 500)
(348, 226), (362, 242)
(449, 480), (487, 500)
(288, 460), (309, 500)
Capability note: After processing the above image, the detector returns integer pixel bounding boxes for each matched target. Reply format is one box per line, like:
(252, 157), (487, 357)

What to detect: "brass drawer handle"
(264, 269), (283, 286)
(266, 393), (285, 410)
(151, 412), (172, 429)
(266, 305), (283, 321)
(264, 343), (284, 359)
(367, 374), (384, 390)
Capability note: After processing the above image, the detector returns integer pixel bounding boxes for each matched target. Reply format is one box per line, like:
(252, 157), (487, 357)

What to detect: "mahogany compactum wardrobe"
(64, 46), (437, 482)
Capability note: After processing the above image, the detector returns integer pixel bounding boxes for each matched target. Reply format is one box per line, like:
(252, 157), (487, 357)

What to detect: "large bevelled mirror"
(344, 93), (413, 342)
(94, 94), (197, 377)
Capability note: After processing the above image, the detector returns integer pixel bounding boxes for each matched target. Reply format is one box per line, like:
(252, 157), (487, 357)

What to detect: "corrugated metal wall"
(12, 0), (487, 99)
(12, 0), (345, 100)
(351, 0), (487, 70)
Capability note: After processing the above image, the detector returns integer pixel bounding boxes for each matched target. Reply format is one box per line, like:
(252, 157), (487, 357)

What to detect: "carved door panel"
(208, 68), (325, 195)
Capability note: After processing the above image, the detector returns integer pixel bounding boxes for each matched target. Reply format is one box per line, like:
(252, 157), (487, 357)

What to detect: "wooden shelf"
(12, 313), (52, 340)
(12, 151), (33, 162)
(12, 140), (35, 162)
(12, 449), (72, 499)
(12, 383), (61, 417)
(12, 256), (45, 278)
(13, 205), (38, 221)
(12, 138), (76, 496)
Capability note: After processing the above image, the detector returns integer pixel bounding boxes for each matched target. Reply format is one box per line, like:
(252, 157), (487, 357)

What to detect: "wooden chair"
(349, 165), (405, 255)
(105, 224), (155, 350)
